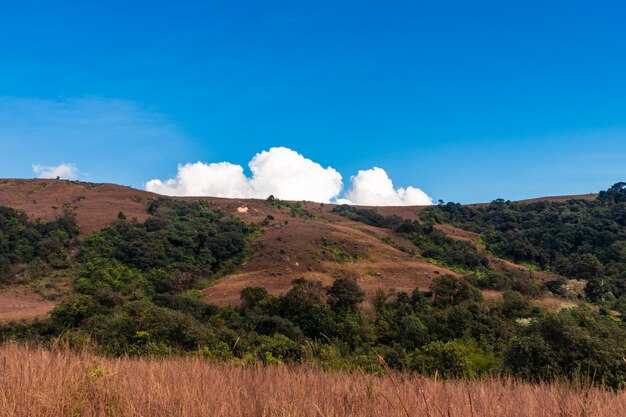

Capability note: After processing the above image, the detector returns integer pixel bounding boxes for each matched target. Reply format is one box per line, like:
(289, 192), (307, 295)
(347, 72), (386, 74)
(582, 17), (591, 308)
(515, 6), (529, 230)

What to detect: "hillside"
(1, 179), (625, 388)
(0, 178), (571, 308)
(0, 179), (456, 305)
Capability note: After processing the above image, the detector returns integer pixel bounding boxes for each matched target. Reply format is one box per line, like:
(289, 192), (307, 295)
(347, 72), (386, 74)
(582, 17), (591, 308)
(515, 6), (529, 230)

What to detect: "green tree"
(240, 287), (271, 310)
(501, 290), (532, 318)
(281, 279), (325, 317)
(397, 314), (429, 350)
(410, 340), (473, 378)
(573, 254), (607, 302)
(50, 294), (104, 329)
(430, 275), (483, 308)
(327, 278), (365, 314)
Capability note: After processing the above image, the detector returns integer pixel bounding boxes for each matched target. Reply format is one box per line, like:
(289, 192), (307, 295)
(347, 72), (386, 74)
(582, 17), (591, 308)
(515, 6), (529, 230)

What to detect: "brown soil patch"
(0, 287), (54, 322)
(516, 194), (598, 204)
(467, 193), (598, 208)
(536, 296), (579, 310)
(482, 290), (576, 310)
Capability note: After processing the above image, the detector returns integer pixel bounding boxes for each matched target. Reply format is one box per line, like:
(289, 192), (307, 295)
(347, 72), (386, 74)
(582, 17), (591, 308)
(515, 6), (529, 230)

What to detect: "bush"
(152, 293), (219, 322)
(0, 206), (78, 276)
(76, 257), (145, 297)
(430, 275), (483, 308)
(327, 278), (365, 313)
(503, 307), (626, 387)
(85, 300), (213, 355)
(259, 334), (302, 363)
(50, 294), (105, 329)
(410, 340), (498, 379)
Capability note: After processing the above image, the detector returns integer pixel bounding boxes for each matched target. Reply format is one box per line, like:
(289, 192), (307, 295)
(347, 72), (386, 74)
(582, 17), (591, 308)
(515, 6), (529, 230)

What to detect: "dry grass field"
(1, 344), (624, 417)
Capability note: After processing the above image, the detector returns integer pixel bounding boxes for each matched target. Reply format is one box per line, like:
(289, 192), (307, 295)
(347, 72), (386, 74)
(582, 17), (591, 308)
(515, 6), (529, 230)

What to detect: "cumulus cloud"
(146, 147), (432, 206)
(342, 167), (432, 206)
(146, 162), (251, 198)
(146, 147), (343, 202)
(32, 163), (79, 179)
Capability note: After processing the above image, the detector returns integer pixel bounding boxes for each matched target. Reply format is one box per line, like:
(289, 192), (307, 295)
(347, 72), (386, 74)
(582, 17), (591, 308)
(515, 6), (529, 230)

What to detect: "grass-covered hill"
(1, 179), (625, 388)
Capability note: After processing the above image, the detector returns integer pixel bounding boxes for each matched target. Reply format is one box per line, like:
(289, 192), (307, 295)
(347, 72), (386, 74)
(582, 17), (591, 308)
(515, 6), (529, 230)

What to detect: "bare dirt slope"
(0, 287), (54, 322)
(203, 206), (456, 304)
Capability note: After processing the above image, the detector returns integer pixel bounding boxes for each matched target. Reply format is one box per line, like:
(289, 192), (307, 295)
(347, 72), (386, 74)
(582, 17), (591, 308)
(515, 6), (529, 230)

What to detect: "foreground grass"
(0, 344), (624, 417)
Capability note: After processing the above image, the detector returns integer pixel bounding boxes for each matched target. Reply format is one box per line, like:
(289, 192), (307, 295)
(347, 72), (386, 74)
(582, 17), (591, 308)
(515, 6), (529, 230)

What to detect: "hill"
(0, 178), (576, 308)
(1, 178), (625, 388)
(0, 178), (602, 316)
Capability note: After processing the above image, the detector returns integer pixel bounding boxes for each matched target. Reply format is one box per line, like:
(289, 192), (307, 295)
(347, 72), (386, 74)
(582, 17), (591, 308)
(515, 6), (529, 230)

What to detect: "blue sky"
(0, 0), (625, 203)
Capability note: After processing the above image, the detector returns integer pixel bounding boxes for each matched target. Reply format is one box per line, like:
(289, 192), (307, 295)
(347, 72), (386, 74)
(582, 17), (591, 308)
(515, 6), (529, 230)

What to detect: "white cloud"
(147, 147), (432, 206)
(146, 162), (251, 198)
(342, 167), (432, 206)
(146, 147), (343, 203)
(32, 163), (79, 179)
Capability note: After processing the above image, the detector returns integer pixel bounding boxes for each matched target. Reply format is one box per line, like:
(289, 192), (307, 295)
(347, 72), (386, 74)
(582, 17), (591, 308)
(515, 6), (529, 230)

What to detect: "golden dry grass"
(1, 344), (625, 417)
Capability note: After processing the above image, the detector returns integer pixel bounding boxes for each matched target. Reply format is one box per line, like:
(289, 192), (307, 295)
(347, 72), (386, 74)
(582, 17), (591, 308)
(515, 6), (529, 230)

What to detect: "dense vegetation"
(421, 183), (626, 311)
(3, 274), (625, 388)
(76, 198), (256, 300)
(0, 205), (78, 279)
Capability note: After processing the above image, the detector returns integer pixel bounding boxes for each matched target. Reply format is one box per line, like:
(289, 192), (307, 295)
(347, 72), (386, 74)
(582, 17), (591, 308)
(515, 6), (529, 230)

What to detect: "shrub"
(503, 307), (626, 388)
(430, 275), (483, 308)
(259, 334), (302, 363)
(327, 278), (365, 314)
